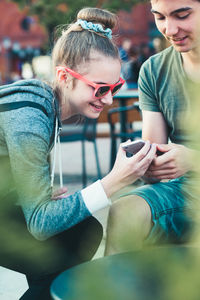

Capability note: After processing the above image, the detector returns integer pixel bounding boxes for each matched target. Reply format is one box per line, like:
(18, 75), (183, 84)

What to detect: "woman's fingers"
(124, 142), (157, 179)
(52, 187), (68, 197)
(136, 143), (157, 168)
(52, 187), (70, 200)
(133, 140), (154, 161)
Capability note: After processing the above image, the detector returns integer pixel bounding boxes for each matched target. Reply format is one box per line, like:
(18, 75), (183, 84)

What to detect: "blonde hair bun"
(52, 7), (119, 71)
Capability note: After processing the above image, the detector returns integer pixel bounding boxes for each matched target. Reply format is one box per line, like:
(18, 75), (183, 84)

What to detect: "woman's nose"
(101, 91), (113, 105)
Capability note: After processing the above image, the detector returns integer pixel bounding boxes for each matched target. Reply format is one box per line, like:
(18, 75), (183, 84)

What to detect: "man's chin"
(171, 43), (191, 53)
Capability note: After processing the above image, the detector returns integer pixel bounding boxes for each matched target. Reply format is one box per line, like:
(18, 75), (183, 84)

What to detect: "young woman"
(0, 7), (156, 299)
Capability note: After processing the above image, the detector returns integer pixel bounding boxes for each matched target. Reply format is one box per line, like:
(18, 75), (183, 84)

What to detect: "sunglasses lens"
(95, 86), (110, 98)
(112, 83), (123, 95)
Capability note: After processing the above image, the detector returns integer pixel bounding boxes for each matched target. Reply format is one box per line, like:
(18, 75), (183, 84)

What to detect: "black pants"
(0, 202), (103, 299)
(0, 179), (103, 299)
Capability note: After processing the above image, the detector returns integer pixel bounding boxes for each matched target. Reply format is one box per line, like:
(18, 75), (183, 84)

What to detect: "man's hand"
(145, 143), (195, 180)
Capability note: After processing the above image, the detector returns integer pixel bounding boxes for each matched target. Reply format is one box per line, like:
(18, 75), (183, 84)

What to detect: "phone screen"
(122, 140), (145, 155)
(123, 140), (163, 156)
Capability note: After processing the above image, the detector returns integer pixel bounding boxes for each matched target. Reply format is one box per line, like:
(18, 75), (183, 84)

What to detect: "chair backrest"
(82, 118), (97, 141)
(107, 102), (142, 140)
(108, 102), (141, 126)
(60, 117), (97, 143)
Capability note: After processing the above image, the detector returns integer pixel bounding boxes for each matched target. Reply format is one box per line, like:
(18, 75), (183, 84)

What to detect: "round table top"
(50, 246), (198, 300)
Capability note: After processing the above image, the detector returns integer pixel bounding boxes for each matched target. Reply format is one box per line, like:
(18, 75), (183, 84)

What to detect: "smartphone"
(122, 139), (163, 156)
(122, 139), (145, 155)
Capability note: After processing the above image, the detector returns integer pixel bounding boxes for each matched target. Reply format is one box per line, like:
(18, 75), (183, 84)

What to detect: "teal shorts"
(125, 177), (195, 244)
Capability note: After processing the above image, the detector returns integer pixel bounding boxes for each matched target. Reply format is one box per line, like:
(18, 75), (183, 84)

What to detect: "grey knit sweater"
(0, 79), (91, 240)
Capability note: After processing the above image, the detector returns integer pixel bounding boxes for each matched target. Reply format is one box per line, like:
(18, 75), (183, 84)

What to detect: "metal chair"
(108, 102), (142, 169)
(60, 117), (101, 187)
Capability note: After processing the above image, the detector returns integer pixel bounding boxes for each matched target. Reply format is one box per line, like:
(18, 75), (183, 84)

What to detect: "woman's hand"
(145, 143), (194, 180)
(101, 140), (157, 198)
(51, 186), (70, 200)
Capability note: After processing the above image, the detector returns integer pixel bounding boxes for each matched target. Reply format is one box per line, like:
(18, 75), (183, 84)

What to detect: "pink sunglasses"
(56, 66), (125, 99)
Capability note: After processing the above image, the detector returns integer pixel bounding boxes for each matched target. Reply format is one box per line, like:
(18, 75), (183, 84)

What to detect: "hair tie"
(76, 19), (112, 39)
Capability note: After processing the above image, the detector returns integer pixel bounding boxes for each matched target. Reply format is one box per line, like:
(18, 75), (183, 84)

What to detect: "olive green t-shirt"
(138, 46), (192, 145)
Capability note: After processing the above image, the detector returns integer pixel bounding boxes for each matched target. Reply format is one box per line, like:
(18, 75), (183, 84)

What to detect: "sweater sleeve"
(2, 107), (91, 241)
(81, 180), (111, 213)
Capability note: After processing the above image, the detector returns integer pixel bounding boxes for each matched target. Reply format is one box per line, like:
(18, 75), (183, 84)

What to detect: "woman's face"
(151, 0), (200, 53)
(62, 53), (121, 120)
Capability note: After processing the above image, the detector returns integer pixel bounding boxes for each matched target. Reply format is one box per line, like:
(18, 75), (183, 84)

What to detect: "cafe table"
(50, 246), (193, 300)
(113, 88), (139, 102)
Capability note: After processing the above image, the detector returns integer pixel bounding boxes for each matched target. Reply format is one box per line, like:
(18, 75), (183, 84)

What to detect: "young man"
(105, 0), (200, 254)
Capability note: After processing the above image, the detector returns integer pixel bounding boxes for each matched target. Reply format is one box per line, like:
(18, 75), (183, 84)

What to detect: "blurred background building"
(0, 0), (47, 84)
(0, 0), (163, 85)
(117, 2), (160, 46)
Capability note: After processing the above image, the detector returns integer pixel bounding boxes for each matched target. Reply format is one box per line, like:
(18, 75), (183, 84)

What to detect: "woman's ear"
(56, 68), (67, 82)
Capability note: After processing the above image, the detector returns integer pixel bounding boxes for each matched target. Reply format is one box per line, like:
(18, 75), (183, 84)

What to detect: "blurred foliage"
(13, 0), (146, 35)
(185, 81), (200, 245)
(52, 247), (200, 300)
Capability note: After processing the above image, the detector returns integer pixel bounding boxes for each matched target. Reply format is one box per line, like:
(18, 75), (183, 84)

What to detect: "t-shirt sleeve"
(138, 59), (161, 112)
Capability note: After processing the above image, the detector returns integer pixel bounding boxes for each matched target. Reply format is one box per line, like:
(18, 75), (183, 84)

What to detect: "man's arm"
(142, 111), (196, 180)
(141, 110), (168, 183)
(142, 110), (168, 143)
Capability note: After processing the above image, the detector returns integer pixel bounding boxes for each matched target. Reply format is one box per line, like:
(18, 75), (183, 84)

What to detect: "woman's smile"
(89, 102), (104, 113)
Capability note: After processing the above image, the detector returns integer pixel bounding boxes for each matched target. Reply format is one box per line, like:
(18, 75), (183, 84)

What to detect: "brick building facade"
(117, 3), (159, 46)
(0, 0), (46, 83)
(0, 1), (159, 84)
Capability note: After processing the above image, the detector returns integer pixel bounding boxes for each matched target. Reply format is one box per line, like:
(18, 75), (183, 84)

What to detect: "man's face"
(151, 0), (200, 53)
